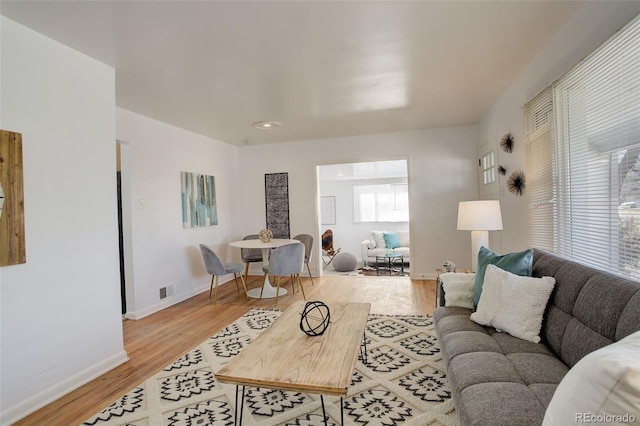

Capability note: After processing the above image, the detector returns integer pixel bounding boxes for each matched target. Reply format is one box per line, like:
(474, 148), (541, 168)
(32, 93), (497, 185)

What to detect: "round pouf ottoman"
(332, 252), (357, 272)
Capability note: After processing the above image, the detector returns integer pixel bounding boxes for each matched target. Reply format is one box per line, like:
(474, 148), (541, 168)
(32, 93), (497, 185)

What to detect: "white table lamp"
(457, 200), (503, 271)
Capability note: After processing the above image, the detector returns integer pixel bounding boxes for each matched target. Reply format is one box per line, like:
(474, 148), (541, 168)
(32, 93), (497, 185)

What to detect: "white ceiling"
(1, 1), (589, 146)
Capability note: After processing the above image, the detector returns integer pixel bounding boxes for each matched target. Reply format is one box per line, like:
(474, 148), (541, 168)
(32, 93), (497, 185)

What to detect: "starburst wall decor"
(500, 132), (514, 153)
(507, 170), (526, 196)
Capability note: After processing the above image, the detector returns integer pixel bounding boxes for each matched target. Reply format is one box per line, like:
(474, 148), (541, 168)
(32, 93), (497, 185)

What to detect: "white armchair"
(361, 230), (410, 266)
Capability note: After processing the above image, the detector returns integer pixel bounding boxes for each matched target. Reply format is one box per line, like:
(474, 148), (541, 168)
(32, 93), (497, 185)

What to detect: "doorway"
(116, 143), (126, 314)
(316, 159), (410, 275)
(116, 141), (133, 317)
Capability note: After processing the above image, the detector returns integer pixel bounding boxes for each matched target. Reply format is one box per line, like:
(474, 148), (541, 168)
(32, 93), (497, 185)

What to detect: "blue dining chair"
(199, 244), (248, 302)
(262, 243), (305, 306)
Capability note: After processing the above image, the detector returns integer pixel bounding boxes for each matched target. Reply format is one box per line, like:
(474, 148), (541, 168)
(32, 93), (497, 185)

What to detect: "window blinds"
(552, 14), (640, 279)
(524, 87), (554, 251)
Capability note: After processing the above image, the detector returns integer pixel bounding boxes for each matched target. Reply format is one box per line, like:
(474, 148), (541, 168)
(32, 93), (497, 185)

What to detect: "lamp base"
(470, 230), (489, 272)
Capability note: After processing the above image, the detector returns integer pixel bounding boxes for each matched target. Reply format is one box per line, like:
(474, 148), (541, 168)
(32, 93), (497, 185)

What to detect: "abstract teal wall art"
(181, 172), (218, 228)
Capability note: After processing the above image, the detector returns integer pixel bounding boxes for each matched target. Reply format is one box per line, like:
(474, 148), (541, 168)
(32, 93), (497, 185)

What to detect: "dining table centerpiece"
(258, 228), (273, 243)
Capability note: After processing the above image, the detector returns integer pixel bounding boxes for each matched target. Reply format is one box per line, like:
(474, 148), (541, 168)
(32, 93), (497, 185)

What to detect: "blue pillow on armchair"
(473, 246), (534, 307)
(383, 232), (401, 249)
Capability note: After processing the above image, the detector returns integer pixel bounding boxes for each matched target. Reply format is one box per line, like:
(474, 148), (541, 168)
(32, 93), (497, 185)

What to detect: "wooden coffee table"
(215, 301), (371, 425)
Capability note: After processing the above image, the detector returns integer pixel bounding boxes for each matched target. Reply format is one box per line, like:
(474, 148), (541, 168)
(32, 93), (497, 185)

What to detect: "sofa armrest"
(361, 239), (373, 262)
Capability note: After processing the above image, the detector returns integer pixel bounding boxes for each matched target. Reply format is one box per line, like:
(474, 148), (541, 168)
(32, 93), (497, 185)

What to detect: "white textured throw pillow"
(543, 331), (640, 426)
(470, 264), (555, 343)
(370, 231), (386, 249)
(491, 269), (555, 343)
(441, 272), (476, 309)
(470, 264), (504, 326)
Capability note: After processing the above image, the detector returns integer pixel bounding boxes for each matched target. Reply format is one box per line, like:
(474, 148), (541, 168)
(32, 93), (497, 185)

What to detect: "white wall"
(479, 2), (640, 253)
(0, 17), (126, 423)
(319, 176), (409, 260)
(116, 109), (241, 319)
(237, 127), (479, 280)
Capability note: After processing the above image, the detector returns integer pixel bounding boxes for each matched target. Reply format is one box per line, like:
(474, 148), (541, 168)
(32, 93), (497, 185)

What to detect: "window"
(525, 87), (554, 251)
(482, 151), (496, 184)
(548, 14), (640, 279)
(353, 183), (408, 222)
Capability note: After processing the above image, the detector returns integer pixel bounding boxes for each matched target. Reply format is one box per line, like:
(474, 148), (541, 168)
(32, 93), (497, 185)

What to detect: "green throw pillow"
(383, 232), (401, 249)
(473, 246), (534, 307)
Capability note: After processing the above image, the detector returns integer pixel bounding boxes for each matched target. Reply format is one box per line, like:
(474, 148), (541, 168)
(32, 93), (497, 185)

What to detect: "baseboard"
(125, 284), (210, 320)
(0, 350), (129, 426)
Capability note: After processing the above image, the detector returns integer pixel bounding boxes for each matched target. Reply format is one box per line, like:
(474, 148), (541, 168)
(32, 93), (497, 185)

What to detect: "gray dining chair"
(241, 234), (263, 280)
(199, 244), (248, 302)
(293, 234), (314, 286)
(262, 242), (305, 306)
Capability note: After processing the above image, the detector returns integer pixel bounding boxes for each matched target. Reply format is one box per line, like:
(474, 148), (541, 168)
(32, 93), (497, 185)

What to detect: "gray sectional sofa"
(434, 248), (640, 426)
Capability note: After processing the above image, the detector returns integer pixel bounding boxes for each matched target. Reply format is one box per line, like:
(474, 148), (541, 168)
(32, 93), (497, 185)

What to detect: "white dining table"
(229, 238), (301, 299)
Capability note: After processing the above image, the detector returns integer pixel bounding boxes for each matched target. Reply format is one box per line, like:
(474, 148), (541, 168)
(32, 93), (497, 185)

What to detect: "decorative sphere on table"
(258, 228), (273, 243)
(299, 301), (331, 336)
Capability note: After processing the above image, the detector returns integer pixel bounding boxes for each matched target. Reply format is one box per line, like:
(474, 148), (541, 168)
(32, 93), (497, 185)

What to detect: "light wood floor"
(14, 274), (436, 426)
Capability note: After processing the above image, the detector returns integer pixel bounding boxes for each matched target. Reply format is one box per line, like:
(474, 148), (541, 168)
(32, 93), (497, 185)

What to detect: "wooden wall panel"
(0, 130), (26, 266)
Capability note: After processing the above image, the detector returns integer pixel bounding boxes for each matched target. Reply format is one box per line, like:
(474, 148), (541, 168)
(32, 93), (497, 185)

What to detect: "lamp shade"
(457, 200), (503, 231)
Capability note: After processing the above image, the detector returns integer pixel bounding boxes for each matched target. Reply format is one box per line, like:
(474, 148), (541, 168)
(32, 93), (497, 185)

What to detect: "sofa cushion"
(572, 274), (640, 341)
(542, 331), (640, 426)
(436, 311), (485, 337)
(441, 331), (502, 363)
(370, 231), (386, 248)
(458, 382), (547, 426)
(383, 231), (401, 248)
(617, 290), (640, 340)
(473, 247), (534, 307)
(506, 353), (568, 385)
(533, 249), (640, 367)
(367, 247), (409, 258)
(529, 384), (558, 410)
(491, 332), (554, 357)
(561, 318), (613, 368)
(433, 306), (472, 324)
(448, 352), (524, 391)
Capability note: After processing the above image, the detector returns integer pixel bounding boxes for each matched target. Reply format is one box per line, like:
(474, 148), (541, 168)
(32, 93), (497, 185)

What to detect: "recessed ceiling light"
(253, 121), (281, 129)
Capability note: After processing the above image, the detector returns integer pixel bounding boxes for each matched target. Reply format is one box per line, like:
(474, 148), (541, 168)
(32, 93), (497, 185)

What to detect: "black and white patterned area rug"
(82, 309), (457, 426)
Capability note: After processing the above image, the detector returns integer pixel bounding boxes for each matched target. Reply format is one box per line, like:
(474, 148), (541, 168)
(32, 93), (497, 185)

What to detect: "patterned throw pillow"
(370, 231), (386, 249)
